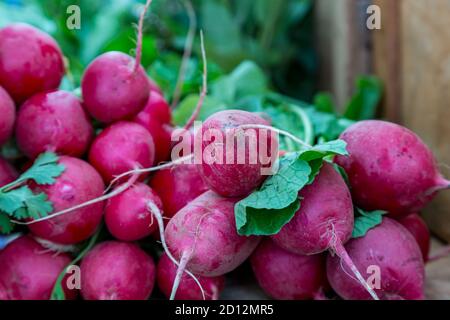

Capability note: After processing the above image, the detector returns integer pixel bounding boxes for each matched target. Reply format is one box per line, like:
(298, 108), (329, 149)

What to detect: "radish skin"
(336, 120), (449, 216)
(16, 90), (93, 158)
(0, 156), (18, 187)
(0, 86), (15, 146)
(327, 218), (425, 300)
(251, 239), (328, 300)
(397, 213), (430, 262)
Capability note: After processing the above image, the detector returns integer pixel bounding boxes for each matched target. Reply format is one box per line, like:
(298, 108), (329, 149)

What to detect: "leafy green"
(0, 213), (14, 234)
(235, 140), (348, 236)
(51, 227), (102, 300)
(344, 76), (383, 121)
(352, 208), (387, 238)
(314, 93), (335, 113)
(0, 152), (64, 222)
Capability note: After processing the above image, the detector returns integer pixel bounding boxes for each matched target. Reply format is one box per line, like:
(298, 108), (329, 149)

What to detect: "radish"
(156, 253), (225, 300)
(28, 156), (105, 245)
(195, 110), (278, 197)
(327, 218), (425, 300)
(133, 91), (172, 164)
(149, 163), (208, 218)
(0, 86), (15, 146)
(251, 239), (328, 300)
(0, 235), (76, 300)
(105, 182), (163, 241)
(80, 241), (155, 300)
(165, 191), (260, 299)
(271, 163), (379, 299)
(335, 120), (449, 216)
(397, 213), (430, 262)
(88, 121), (155, 183)
(148, 77), (163, 95)
(81, 1), (153, 123)
(0, 23), (64, 104)
(15, 90), (93, 159)
(0, 156), (18, 187)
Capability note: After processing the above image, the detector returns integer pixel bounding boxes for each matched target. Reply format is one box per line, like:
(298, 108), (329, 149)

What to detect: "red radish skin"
(272, 163), (353, 255)
(327, 218), (425, 300)
(28, 156), (105, 245)
(105, 182), (163, 241)
(81, 52), (150, 123)
(397, 213), (430, 262)
(148, 77), (163, 95)
(0, 236), (76, 300)
(80, 241), (155, 300)
(196, 110), (278, 197)
(149, 164), (208, 218)
(0, 86), (15, 146)
(0, 156), (18, 187)
(16, 90), (93, 158)
(335, 120), (449, 216)
(88, 121), (155, 183)
(271, 163), (379, 299)
(251, 239), (328, 300)
(0, 23), (64, 104)
(157, 253), (225, 300)
(133, 92), (172, 164)
(165, 191), (260, 277)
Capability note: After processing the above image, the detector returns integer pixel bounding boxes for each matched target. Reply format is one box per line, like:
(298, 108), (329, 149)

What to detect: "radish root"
(134, 0), (153, 72)
(183, 30), (207, 130)
(146, 201), (205, 300)
(428, 245), (450, 263)
(238, 124), (311, 148)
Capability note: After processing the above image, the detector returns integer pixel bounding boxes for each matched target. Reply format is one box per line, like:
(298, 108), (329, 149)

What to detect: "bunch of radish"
(0, 1), (449, 301)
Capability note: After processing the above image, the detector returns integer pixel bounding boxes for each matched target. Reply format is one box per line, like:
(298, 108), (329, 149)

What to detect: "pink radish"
(88, 121), (155, 183)
(149, 163), (208, 218)
(195, 110), (278, 197)
(105, 182), (162, 241)
(0, 235), (76, 300)
(0, 23), (64, 104)
(28, 156), (105, 245)
(156, 253), (225, 300)
(397, 213), (430, 262)
(80, 241), (155, 300)
(16, 90), (93, 158)
(0, 156), (18, 187)
(0, 86), (15, 146)
(327, 218), (425, 300)
(335, 120), (449, 216)
(251, 238), (328, 300)
(271, 163), (379, 299)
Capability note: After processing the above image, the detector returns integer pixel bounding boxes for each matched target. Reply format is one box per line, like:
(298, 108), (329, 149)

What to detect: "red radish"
(251, 239), (328, 300)
(15, 90), (93, 158)
(81, 52), (149, 123)
(397, 213), (430, 262)
(196, 110), (278, 197)
(148, 77), (163, 95)
(0, 156), (18, 187)
(80, 241), (155, 300)
(271, 163), (378, 299)
(0, 23), (64, 104)
(28, 156), (105, 245)
(156, 253), (225, 300)
(105, 182), (162, 241)
(149, 164), (208, 218)
(133, 92), (172, 164)
(88, 121), (155, 183)
(0, 86), (15, 146)
(0, 235), (76, 300)
(327, 218), (425, 300)
(335, 120), (449, 216)
(165, 191), (260, 280)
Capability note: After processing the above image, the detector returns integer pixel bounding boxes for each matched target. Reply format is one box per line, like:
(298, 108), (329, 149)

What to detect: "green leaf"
(344, 76), (383, 121)
(0, 213), (14, 234)
(235, 140), (348, 236)
(313, 92), (335, 113)
(173, 94), (228, 126)
(19, 152), (65, 185)
(51, 227), (102, 300)
(352, 208), (387, 238)
(0, 187), (53, 220)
